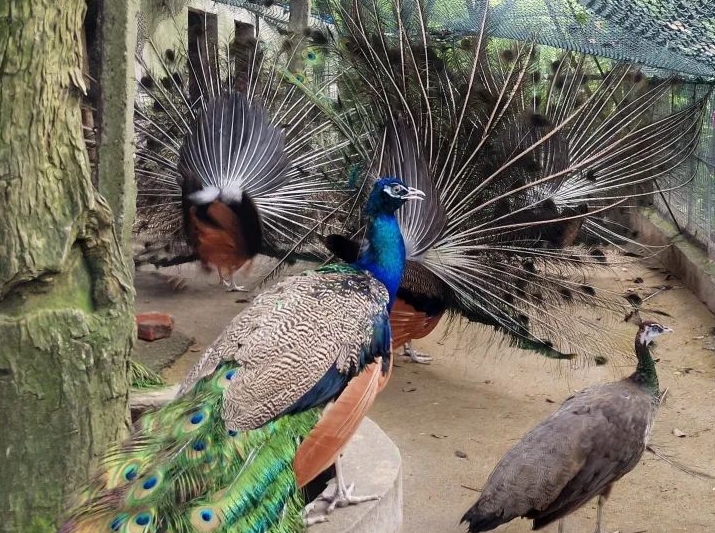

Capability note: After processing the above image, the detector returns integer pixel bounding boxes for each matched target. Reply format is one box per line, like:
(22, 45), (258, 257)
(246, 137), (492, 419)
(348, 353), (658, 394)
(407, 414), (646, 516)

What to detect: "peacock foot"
(302, 502), (329, 527)
(221, 278), (248, 292)
(403, 342), (433, 364)
(318, 479), (380, 514)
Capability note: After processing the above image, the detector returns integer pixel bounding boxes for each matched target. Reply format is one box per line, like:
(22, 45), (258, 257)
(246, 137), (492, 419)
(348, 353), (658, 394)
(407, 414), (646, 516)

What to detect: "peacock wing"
(181, 267), (391, 431)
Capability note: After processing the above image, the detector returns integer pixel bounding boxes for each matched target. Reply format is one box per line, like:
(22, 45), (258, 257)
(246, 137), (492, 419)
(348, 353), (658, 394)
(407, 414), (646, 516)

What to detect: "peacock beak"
(404, 187), (426, 201)
(661, 326), (674, 335)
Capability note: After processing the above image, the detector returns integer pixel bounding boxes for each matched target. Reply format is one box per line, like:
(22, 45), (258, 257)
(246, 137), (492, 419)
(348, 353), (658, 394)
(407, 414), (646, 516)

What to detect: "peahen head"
(637, 321), (673, 346)
(355, 177), (424, 309)
(629, 316), (672, 390)
(364, 177), (425, 217)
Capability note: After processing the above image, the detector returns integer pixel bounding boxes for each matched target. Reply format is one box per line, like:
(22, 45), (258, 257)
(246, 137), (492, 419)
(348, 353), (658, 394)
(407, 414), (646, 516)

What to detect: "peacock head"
(365, 177), (425, 216)
(637, 321), (673, 346)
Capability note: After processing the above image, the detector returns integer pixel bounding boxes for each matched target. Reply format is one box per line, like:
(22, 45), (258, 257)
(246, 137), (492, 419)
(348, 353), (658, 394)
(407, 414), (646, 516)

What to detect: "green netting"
(487, 0), (715, 81)
(216, 1), (715, 80)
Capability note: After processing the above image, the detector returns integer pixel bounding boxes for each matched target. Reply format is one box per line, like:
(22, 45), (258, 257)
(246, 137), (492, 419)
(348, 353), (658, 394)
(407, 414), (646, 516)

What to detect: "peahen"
(133, 20), (347, 290)
(59, 175), (424, 532)
(461, 312), (672, 532)
(286, 0), (706, 363)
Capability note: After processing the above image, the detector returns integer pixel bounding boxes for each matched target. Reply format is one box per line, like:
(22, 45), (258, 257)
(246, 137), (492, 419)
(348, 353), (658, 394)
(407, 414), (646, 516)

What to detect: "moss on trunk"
(0, 1), (135, 531)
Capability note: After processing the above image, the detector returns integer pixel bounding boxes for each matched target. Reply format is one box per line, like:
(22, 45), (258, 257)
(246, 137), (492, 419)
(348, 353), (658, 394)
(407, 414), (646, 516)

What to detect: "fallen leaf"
(455, 450), (468, 459)
(402, 387), (417, 393)
(633, 277), (644, 284)
(672, 428), (687, 438)
(545, 398), (555, 403)
(430, 434), (448, 439)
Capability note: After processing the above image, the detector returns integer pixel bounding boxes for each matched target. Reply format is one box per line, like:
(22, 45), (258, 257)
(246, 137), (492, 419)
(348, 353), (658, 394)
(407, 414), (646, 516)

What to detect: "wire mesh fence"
(652, 86), (715, 257)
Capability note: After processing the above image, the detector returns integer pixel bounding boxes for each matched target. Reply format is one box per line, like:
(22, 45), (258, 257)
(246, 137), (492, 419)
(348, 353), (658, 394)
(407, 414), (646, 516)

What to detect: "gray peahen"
(460, 312), (672, 533)
(59, 170), (424, 532)
(283, 0), (705, 363)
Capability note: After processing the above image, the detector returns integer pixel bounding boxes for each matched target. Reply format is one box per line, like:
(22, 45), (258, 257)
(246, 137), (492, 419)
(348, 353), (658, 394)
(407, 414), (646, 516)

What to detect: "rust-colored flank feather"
(188, 201), (251, 277)
(293, 358), (383, 488)
(389, 297), (445, 348)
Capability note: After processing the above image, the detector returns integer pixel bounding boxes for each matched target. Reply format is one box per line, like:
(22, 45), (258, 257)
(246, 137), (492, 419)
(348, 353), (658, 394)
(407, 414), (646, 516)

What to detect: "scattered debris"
(672, 428), (687, 438)
(545, 397), (555, 403)
(431, 433), (448, 439)
(460, 484), (480, 492)
(633, 277), (644, 284)
(455, 450), (468, 459)
(402, 386), (417, 393)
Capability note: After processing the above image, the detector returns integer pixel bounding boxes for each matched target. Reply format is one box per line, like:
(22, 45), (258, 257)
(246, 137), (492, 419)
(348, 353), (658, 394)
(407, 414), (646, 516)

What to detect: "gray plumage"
(178, 268), (390, 431)
(178, 92), (289, 204)
(462, 320), (672, 533)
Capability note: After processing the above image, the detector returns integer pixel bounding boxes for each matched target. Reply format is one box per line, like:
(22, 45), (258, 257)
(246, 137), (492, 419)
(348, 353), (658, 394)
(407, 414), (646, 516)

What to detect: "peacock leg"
(314, 455), (380, 515)
(558, 518), (565, 533)
(221, 273), (248, 292)
(403, 341), (432, 364)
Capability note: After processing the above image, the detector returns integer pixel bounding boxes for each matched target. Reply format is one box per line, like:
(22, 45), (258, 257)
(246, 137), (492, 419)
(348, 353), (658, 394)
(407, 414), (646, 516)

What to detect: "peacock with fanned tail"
(281, 0), (707, 364)
(60, 172), (425, 532)
(133, 19), (348, 291)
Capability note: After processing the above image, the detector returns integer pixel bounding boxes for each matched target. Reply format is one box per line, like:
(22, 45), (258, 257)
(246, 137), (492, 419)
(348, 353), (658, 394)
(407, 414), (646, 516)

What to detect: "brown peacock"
(133, 18), (348, 291)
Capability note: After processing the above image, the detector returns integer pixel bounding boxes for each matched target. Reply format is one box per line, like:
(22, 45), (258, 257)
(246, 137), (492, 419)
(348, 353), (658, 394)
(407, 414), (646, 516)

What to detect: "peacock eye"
(391, 185), (402, 194)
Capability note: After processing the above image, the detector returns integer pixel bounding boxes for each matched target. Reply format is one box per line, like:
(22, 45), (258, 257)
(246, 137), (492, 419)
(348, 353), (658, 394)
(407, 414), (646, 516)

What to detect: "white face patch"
(640, 323), (673, 345)
(383, 183), (406, 198)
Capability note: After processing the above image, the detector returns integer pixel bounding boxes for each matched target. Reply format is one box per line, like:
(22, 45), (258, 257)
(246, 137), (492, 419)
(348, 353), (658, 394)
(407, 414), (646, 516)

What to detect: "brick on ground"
(136, 312), (174, 341)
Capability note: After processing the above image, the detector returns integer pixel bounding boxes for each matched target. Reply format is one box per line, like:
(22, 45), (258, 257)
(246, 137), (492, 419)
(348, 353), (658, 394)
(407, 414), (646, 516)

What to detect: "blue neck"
(353, 213), (406, 311)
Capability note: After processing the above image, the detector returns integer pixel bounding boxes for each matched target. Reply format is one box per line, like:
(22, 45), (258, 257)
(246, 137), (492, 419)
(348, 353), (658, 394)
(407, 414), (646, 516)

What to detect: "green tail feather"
(129, 359), (166, 390)
(62, 362), (320, 533)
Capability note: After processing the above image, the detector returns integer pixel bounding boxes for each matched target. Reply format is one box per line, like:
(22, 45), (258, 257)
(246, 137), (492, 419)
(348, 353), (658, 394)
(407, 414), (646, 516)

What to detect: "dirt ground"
(136, 253), (715, 533)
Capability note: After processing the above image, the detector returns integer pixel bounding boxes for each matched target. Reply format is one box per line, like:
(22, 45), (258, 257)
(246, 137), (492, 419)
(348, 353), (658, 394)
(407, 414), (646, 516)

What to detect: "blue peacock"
(59, 162), (424, 531)
(288, 0), (706, 364)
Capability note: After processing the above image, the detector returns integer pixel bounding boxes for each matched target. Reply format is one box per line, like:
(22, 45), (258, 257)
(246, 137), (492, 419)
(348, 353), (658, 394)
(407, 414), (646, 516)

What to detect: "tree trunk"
(0, 1), (135, 531)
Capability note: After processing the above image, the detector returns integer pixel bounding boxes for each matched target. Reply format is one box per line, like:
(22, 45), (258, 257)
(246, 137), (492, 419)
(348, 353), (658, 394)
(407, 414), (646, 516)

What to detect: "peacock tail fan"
(276, 0), (707, 365)
(133, 9), (356, 272)
(60, 361), (320, 533)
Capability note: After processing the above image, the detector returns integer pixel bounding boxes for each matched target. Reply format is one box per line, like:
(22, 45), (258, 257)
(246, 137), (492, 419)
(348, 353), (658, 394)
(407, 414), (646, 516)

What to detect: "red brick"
(136, 312), (174, 341)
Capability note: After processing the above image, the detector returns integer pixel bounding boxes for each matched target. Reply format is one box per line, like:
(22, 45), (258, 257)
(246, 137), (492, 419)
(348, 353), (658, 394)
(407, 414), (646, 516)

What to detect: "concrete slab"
(132, 331), (193, 372)
(308, 418), (403, 533)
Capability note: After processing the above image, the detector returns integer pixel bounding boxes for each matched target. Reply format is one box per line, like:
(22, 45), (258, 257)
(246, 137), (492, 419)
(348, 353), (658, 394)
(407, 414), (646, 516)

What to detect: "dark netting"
(653, 85), (715, 255)
(169, 0), (715, 253)
(486, 0), (715, 81)
(215, 1), (715, 80)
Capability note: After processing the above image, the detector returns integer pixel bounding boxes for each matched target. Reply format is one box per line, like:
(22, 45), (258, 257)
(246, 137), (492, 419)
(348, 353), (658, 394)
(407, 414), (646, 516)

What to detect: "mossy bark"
(0, 1), (135, 531)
